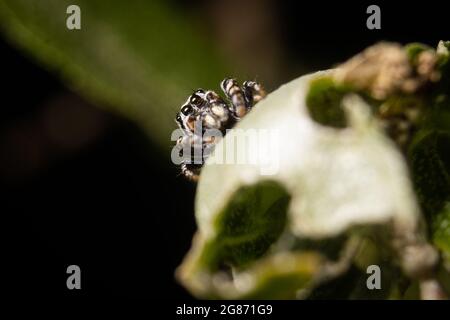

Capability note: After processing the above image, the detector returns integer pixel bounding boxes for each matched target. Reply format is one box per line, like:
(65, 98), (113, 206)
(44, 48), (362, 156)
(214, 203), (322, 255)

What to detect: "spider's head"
(176, 89), (208, 132)
(176, 105), (196, 133)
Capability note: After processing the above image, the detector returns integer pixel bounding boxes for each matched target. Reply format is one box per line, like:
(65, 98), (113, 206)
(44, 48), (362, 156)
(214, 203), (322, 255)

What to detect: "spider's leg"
(180, 162), (201, 181)
(203, 90), (236, 135)
(201, 135), (221, 164)
(177, 134), (204, 181)
(221, 78), (248, 119)
(243, 80), (266, 108)
(205, 90), (229, 123)
(201, 109), (221, 131)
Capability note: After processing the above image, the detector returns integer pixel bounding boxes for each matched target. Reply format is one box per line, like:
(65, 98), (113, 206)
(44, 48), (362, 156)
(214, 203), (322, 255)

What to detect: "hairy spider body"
(175, 78), (266, 181)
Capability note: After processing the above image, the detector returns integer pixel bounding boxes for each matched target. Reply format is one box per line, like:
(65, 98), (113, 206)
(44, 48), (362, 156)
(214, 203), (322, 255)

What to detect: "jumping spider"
(175, 78), (266, 181)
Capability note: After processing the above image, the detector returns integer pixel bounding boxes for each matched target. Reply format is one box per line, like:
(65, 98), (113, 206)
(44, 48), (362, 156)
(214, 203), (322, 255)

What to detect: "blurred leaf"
(404, 42), (432, 63)
(409, 130), (450, 268)
(408, 131), (450, 217)
(305, 76), (350, 128)
(195, 181), (290, 271)
(0, 0), (230, 148)
(433, 203), (450, 265)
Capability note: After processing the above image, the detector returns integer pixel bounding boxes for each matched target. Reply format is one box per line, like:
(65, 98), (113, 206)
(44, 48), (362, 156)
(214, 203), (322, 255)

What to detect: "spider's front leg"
(176, 134), (204, 182)
(221, 78), (266, 119)
(203, 90), (235, 133)
(178, 136), (218, 182)
(243, 80), (266, 106)
(180, 162), (201, 182)
(221, 78), (248, 119)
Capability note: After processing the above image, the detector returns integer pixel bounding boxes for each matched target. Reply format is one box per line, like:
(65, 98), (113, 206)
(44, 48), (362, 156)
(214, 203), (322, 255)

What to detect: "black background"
(1, 0), (448, 300)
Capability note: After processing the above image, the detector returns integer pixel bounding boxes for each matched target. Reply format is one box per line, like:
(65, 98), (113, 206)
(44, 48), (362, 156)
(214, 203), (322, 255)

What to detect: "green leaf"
(197, 181), (290, 271)
(0, 0), (230, 148)
(305, 76), (351, 128)
(408, 130), (450, 268)
(405, 42), (432, 64)
(408, 131), (450, 218)
(433, 203), (450, 264)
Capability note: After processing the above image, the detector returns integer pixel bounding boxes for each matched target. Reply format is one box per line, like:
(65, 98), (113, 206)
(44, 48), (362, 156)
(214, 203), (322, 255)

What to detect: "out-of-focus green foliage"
(408, 43), (450, 267)
(409, 130), (450, 266)
(305, 76), (351, 128)
(0, 0), (231, 148)
(196, 181), (290, 271)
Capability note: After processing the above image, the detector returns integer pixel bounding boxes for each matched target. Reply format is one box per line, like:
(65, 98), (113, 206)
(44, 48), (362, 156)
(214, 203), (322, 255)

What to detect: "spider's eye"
(181, 105), (193, 116)
(195, 89), (205, 94)
(190, 94), (203, 107)
(176, 113), (182, 122)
